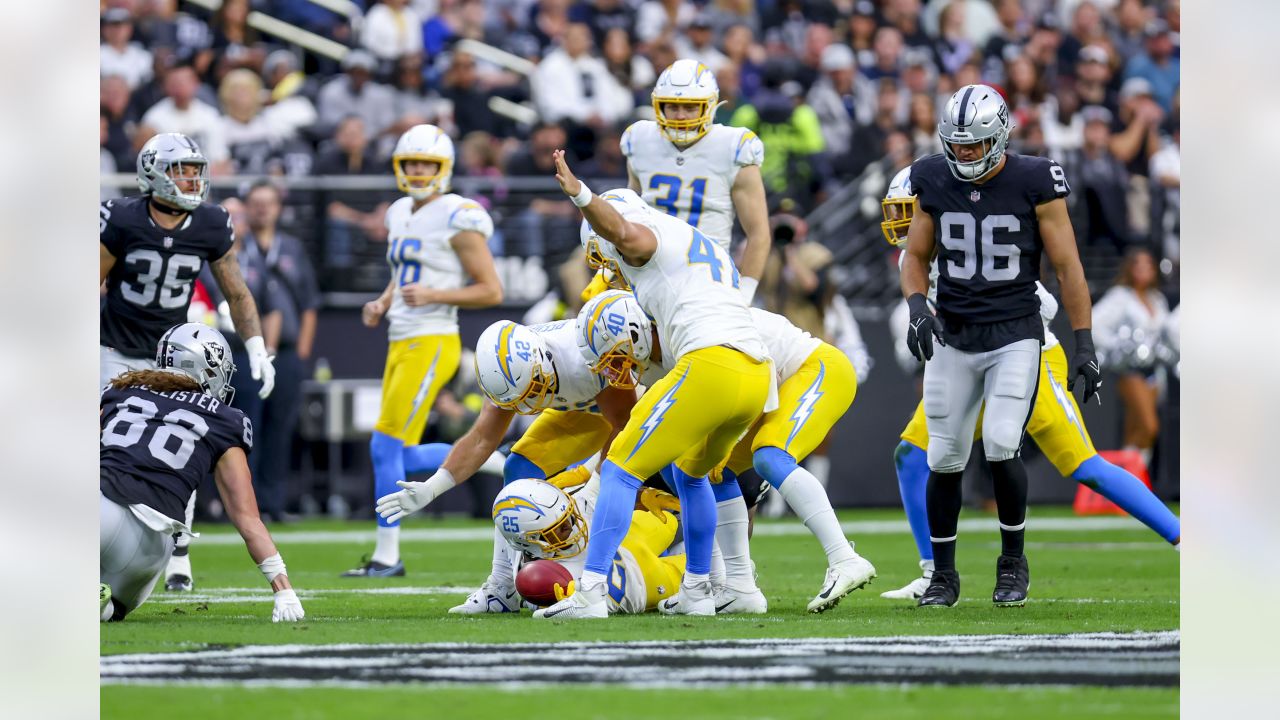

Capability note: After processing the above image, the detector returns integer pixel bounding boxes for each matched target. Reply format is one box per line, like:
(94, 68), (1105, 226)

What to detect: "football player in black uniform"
(100, 132), (276, 592)
(100, 323), (304, 623)
(900, 85), (1101, 608)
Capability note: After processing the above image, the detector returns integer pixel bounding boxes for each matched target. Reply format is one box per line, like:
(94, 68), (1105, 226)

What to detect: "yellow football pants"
(511, 408), (614, 477)
(621, 509), (686, 611)
(375, 334), (461, 443)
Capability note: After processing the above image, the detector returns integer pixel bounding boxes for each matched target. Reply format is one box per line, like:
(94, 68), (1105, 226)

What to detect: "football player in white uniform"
(533, 151), (772, 620)
(373, 316), (641, 613)
(343, 124), (504, 578)
(618, 58), (771, 299)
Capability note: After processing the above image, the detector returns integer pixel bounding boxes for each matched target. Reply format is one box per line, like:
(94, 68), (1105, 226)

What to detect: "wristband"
(258, 553), (287, 583)
(571, 183), (593, 208)
(245, 335), (267, 356)
(424, 468), (456, 500)
(906, 293), (930, 316)
(738, 276), (759, 303)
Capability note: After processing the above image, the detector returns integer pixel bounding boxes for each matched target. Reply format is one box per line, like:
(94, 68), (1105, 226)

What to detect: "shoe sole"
(807, 572), (877, 614)
(917, 598), (960, 608)
(993, 598), (1028, 607)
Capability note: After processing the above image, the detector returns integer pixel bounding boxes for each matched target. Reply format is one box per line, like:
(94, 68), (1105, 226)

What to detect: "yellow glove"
(639, 487), (681, 523)
(580, 271), (611, 304)
(548, 464), (592, 491)
(553, 579), (576, 602)
(707, 458), (731, 485)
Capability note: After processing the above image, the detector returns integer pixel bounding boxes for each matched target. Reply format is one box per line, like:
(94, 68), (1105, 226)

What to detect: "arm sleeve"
(732, 128), (764, 167)
(447, 200), (495, 240)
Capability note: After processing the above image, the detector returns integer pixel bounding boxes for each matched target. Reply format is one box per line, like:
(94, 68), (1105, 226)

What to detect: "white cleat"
(533, 580), (608, 620)
(659, 579), (716, 616)
(713, 586), (768, 614)
(807, 551), (877, 613)
(881, 560), (935, 600)
(448, 581), (522, 614)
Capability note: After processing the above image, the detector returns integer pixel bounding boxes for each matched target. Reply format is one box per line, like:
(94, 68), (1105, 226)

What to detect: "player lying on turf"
(493, 474), (686, 614)
(100, 323), (304, 623)
(373, 315), (641, 613)
(580, 290), (877, 613)
(880, 166), (1181, 600)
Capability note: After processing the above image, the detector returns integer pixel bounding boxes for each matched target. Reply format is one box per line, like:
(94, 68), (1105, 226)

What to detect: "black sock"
(926, 470), (964, 573)
(989, 458), (1028, 558)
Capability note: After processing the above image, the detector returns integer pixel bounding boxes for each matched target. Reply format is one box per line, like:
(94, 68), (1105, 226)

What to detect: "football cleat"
(807, 550), (877, 613)
(992, 555), (1030, 607)
(533, 580), (608, 620)
(917, 568), (961, 608)
(164, 574), (193, 592)
(881, 560), (934, 600)
(340, 556), (406, 578)
(659, 579), (716, 616)
(713, 586), (768, 614)
(164, 553), (193, 592)
(100, 583), (112, 622)
(449, 581), (522, 615)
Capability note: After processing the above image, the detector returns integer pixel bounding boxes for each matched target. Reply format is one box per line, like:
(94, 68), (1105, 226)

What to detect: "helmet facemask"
(528, 498), (588, 559)
(940, 135), (1008, 181)
(652, 97), (717, 145)
(880, 196), (915, 247)
(147, 158), (209, 211)
(584, 239), (631, 291)
(491, 359), (557, 415)
(394, 154), (452, 200)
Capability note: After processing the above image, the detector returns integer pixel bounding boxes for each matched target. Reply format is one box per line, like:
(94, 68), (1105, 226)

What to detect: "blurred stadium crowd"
(100, 0), (1180, 516)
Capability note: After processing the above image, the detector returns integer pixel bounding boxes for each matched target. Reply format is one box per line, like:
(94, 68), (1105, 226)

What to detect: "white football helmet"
(881, 166), (915, 247)
(938, 84), (1011, 181)
(137, 133), (209, 211)
(577, 290), (653, 390)
(155, 323), (237, 402)
(475, 320), (558, 414)
(652, 59), (720, 145)
(492, 478), (588, 560)
(392, 124), (454, 200)
(578, 188), (650, 290)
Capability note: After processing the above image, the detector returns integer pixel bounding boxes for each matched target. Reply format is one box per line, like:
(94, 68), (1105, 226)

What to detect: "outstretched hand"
(553, 149), (582, 198)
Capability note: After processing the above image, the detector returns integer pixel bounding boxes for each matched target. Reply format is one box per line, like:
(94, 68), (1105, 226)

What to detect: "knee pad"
(503, 453), (546, 485)
(983, 421), (1024, 462)
(753, 446), (798, 489)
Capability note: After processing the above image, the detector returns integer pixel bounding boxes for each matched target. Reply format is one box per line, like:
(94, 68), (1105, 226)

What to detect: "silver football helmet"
(155, 323), (237, 403)
(137, 132), (209, 211)
(937, 85), (1011, 181)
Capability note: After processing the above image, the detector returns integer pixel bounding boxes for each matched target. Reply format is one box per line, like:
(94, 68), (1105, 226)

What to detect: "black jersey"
(100, 384), (252, 523)
(100, 195), (235, 359)
(912, 152), (1071, 351)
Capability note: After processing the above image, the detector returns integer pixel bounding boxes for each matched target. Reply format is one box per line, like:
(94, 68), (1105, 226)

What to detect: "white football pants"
(100, 494), (174, 619)
(923, 338), (1040, 473)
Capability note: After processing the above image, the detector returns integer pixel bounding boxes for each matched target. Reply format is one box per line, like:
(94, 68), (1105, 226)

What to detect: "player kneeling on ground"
(100, 323), (304, 623)
(494, 474), (686, 615)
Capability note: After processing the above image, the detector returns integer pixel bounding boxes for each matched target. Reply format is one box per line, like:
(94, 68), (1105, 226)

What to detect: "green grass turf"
(100, 507), (1179, 718)
(103, 685), (1179, 720)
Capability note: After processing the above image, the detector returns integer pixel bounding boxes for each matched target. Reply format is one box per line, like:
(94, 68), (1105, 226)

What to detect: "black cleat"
(164, 574), (193, 592)
(340, 556), (405, 578)
(992, 555), (1030, 607)
(916, 569), (960, 608)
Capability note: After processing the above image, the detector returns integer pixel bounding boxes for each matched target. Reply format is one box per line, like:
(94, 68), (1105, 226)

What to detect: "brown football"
(515, 559), (575, 607)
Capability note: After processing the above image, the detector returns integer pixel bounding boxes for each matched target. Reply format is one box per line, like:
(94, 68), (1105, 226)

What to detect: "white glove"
(272, 588), (305, 622)
(244, 336), (276, 399)
(376, 469), (455, 524)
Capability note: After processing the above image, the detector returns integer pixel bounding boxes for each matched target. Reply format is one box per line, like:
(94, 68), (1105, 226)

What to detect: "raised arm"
(553, 149), (658, 264)
(731, 164), (772, 289)
(1038, 196), (1101, 403)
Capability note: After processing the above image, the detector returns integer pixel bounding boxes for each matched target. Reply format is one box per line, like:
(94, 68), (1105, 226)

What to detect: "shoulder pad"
(447, 198), (494, 238)
(732, 127), (764, 167)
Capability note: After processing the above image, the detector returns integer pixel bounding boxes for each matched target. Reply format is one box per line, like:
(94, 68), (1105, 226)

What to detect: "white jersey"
(551, 479), (650, 614)
(529, 319), (607, 412)
(383, 193), (494, 341)
(751, 308), (822, 382)
(595, 198), (769, 364)
(621, 121), (764, 251)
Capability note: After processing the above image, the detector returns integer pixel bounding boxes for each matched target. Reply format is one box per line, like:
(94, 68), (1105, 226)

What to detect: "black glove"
(1070, 328), (1103, 405)
(905, 293), (944, 362)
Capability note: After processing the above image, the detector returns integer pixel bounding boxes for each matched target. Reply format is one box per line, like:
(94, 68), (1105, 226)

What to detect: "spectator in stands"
(210, 0), (260, 68)
(361, 0), (424, 62)
(390, 53), (456, 139)
(220, 68), (279, 175)
(1093, 247), (1169, 469)
(602, 27), (655, 108)
(528, 0), (575, 54)
(839, 77), (901, 181)
(1111, 0), (1150, 62)
(713, 63), (745, 125)
(317, 50), (397, 139)
(570, 0), (637, 49)
(806, 44), (861, 160)
(675, 13), (729, 72)
(1064, 105), (1131, 254)
(729, 65), (824, 208)
(1111, 77), (1165, 238)
(457, 131), (506, 180)
(262, 50), (319, 140)
(1124, 19), (1179, 114)
(101, 8), (153, 91)
(1150, 121), (1180, 263)
(845, 1), (879, 68)
(720, 23), (764, 101)
(101, 74), (139, 171)
(316, 116), (390, 270)
(242, 180), (321, 522)
(883, 0), (931, 51)
(1057, 0), (1106, 71)
(135, 0), (215, 65)
(1040, 81), (1084, 160)
(759, 208), (831, 340)
(635, 0), (696, 45)
(440, 51), (510, 139)
(503, 122), (579, 257)
(139, 61), (232, 174)
(530, 22), (633, 129)
(101, 107), (121, 202)
(932, 1), (977, 76)
(1004, 53), (1046, 127)
(643, 37), (679, 88)
(900, 47), (936, 101)
(908, 91), (943, 157)
(861, 26), (903, 82)
(982, 0), (1027, 65)
(1075, 44), (1118, 109)
(577, 126), (628, 181)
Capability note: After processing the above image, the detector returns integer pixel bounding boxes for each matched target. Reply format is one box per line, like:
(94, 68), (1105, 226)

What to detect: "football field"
(100, 507), (1179, 719)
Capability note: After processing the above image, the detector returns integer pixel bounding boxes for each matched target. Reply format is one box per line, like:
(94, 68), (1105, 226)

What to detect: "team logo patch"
(163, 236), (174, 248)
(676, 156), (685, 166)
(203, 341), (226, 369)
(969, 190), (981, 203)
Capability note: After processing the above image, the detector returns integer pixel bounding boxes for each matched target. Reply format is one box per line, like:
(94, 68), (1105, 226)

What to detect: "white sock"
(371, 525), (400, 566)
(683, 571), (709, 588)
(579, 570), (607, 594)
(778, 466), (857, 566)
(173, 491), (197, 552)
(166, 552), (191, 577)
(806, 454), (831, 490)
(489, 528), (516, 587)
(715, 496), (758, 592)
(710, 542), (727, 589)
(479, 451), (506, 476)
(101, 599), (115, 623)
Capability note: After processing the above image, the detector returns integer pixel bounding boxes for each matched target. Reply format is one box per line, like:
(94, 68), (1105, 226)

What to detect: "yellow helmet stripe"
(496, 323), (517, 384)
(492, 496), (545, 519)
(586, 295), (625, 354)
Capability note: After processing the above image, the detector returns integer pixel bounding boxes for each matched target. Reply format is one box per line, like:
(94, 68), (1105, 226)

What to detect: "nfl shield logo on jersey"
(163, 236), (174, 248)
(969, 190), (981, 202)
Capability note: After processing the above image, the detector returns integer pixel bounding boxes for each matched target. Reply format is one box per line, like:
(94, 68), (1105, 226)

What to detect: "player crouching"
(100, 323), (304, 623)
(494, 474), (686, 615)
